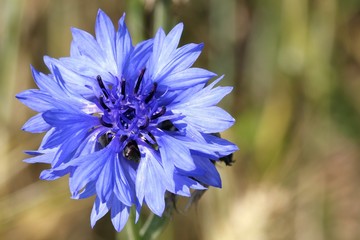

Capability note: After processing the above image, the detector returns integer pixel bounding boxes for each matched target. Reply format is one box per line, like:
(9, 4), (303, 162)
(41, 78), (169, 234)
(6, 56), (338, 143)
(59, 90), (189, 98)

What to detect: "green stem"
(116, 210), (170, 240)
(140, 213), (169, 240)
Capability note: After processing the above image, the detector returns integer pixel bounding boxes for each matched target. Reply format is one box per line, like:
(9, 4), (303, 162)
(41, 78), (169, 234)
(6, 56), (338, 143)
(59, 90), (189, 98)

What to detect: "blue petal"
(170, 75), (233, 107)
(130, 39), (153, 71)
(134, 202), (142, 223)
(70, 40), (81, 57)
(40, 167), (71, 180)
(42, 110), (99, 127)
(111, 198), (131, 232)
(190, 85), (232, 107)
(74, 181), (96, 199)
(51, 135), (86, 167)
(116, 13), (133, 75)
(39, 126), (95, 166)
(136, 145), (166, 216)
(123, 39), (153, 91)
(152, 133), (175, 190)
(31, 66), (60, 95)
(38, 63), (98, 113)
(43, 56), (95, 98)
(73, 129), (102, 157)
(170, 127), (238, 159)
(50, 127), (100, 168)
(158, 83), (205, 107)
(158, 68), (216, 91)
(153, 43), (204, 82)
(23, 150), (55, 164)
(199, 132), (239, 158)
(148, 40), (204, 84)
(22, 113), (50, 133)
(157, 23), (183, 67)
(16, 90), (53, 112)
(42, 127), (79, 150)
(113, 155), (134, 206)
(53, 129), (101, 169)
(148, 24), (207, 82)
(191, 156), (222, 188)
(91, 196), (112, 228)
(173, 106), (235, 133)
(173, 174), (206, 196)
(95, 9), (116, 69)
(96, 154), (114, 203)
(58, 56), (116, 86)
(170, 43), (204, 72)
(156, 133), (196, 172)
(38, 128), (56, 150)
(68, 143), (116, 197)
(17, 89), (84, 115)
(146, 27), (165, 79)
(71, 27), (107, 68)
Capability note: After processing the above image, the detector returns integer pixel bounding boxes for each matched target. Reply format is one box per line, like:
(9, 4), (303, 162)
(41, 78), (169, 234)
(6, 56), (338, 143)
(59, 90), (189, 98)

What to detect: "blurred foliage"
(2, 0), (360, 239)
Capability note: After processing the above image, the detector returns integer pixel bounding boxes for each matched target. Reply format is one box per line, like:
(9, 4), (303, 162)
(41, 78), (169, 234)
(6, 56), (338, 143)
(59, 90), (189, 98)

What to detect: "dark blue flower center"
(96, 70), (165, 159)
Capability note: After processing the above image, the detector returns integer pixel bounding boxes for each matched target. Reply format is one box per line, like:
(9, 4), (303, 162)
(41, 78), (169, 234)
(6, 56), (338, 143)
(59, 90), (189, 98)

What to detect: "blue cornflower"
(17, 9), (238, 231)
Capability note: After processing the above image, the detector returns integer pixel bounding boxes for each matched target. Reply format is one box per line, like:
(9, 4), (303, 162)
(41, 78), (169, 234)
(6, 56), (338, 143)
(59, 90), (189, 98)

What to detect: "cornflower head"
(17, 9), (238, 232)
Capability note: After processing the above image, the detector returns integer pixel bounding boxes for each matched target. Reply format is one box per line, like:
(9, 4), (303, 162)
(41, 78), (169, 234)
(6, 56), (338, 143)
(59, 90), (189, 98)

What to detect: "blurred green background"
(2, 0), (360, 239)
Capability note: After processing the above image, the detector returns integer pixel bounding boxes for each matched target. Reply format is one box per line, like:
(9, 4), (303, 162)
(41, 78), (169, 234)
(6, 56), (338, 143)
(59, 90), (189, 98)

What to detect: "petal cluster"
(17, 9), (238, 231)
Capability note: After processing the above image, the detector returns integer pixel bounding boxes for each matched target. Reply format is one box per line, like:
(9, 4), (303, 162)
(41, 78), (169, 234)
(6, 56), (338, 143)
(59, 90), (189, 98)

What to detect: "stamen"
(120, 78), (126, 98)
(145, 82), (157, 104)
(99, 96), (111, 112)
(120, 135), (128, 142)
(134, 68), (146, 94)
(151, 106), (166, 120)
(139, 117), (149, 129)
(120, 116), (129, 129)
(97, 75), (109, 98)
(124, 108), (136, 120)
(100, 116), (113, 128)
